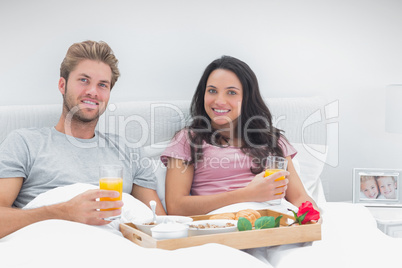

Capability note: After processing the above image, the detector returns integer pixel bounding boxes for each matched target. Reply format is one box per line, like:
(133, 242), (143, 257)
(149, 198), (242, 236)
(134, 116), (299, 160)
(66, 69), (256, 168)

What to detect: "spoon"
(150, 200), (157, 224)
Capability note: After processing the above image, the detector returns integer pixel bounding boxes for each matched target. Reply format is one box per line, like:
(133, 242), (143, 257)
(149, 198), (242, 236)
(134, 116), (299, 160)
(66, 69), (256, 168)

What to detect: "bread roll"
(209, 212), (236, 220)
(235, 209), (261, 226)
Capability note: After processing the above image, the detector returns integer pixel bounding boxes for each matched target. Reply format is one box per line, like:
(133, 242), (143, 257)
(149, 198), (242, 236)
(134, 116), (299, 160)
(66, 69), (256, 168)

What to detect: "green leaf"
(298, 211), (308, 225)
(288, 209), (298, 220)
(274, 215), (283, 227)
(237, 217), (252, 231)
(254, 216), (275, 229)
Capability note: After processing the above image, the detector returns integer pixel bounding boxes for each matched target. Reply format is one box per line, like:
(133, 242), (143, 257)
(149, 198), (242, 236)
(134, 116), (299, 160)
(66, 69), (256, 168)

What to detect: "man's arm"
(0, 178), (60, 238)
(131, 185), (166, 215)
(0, 178), (124, 239)
(0, 177), (29, 237)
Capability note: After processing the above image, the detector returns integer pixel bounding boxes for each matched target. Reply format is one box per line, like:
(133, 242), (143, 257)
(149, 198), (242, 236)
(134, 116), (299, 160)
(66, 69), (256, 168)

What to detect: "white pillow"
(142, 141), (169, 211)
(142, 141), (170, 159)
(152, 159), (167, 211)
(292, 143), (327, 204)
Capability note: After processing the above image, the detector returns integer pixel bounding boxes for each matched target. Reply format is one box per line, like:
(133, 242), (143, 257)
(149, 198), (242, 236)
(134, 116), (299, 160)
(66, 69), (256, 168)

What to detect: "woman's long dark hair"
(187, 56), (285, 174)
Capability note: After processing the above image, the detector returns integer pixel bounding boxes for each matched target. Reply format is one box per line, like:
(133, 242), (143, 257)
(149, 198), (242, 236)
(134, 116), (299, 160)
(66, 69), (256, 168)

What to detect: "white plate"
(187, 219), (238, 236)
(132, 215), (193, 236)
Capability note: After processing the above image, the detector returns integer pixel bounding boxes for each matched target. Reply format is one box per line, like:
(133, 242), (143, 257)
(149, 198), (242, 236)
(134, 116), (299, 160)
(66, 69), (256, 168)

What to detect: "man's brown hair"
(60, 40), (120, 89)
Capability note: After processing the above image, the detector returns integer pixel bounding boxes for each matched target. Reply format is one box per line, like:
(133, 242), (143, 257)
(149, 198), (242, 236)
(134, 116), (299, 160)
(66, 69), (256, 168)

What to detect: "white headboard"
(0, 97), (328, 145)
(0, 96), (330, 203)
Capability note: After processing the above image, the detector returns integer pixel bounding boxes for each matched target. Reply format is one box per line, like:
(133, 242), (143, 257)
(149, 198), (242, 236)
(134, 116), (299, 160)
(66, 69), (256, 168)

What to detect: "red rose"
(297, 201), (320, 224)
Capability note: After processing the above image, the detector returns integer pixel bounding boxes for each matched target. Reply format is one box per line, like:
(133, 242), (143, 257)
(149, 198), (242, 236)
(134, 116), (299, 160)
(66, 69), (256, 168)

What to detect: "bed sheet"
(1, 183), (271, 268)
(22, 183), (154, 236)
(4, 184), (401, 268)
(0, 219), (270, 268)
(208, 201), (402, 268)
(248, 202), (402, 268)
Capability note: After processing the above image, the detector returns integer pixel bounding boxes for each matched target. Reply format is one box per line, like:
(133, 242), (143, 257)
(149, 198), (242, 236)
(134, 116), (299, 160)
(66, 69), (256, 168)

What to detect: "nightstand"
(367, 207), (402, 238)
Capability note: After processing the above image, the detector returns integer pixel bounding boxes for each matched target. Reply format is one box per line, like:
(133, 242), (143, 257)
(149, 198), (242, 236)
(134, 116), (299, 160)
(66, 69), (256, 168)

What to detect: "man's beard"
(62, 92), (101, 124)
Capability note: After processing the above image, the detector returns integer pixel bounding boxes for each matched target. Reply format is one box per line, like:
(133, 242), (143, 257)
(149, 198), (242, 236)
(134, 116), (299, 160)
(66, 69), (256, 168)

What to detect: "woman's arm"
(284, 156), (319, 211)
(165, 157), (289, 216)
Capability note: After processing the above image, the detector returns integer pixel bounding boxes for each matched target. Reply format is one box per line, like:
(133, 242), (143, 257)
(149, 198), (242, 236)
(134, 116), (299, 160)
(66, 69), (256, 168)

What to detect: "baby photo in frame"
(353, 168), (402, 206)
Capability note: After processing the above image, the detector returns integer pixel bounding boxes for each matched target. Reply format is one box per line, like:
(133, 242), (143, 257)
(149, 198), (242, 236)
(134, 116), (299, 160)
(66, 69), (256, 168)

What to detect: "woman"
(161, 56), (317, 216)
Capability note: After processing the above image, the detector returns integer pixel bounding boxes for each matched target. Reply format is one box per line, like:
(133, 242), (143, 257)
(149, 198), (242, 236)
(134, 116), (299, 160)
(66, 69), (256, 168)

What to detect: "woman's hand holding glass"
(263, 156), (288, 205)
(245, 170), (289, 202)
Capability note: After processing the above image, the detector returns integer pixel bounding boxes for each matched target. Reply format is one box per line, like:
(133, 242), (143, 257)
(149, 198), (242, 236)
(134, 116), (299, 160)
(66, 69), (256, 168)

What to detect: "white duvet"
(251, 202), (402, 268)
(1, 183), (402, 268)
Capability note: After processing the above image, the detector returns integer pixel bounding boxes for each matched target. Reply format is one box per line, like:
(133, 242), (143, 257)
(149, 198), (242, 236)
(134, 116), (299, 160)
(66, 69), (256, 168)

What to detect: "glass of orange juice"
(264, 156), (288, 205)
(99, 165), (123, 220)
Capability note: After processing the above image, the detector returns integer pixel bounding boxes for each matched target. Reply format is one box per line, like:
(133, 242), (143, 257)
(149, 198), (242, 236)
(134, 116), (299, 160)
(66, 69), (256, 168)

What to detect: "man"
(0, 40), (165, 239)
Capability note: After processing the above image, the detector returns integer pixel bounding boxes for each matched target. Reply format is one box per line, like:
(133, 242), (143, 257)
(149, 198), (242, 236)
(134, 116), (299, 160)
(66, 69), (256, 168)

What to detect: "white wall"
(1, 0), (402, 201)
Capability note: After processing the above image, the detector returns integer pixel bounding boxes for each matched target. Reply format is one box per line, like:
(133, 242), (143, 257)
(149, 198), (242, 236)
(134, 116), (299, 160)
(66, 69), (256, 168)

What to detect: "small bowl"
(151, 222), (189, 240)
(187, 219), (238, 236)
(132, 215), (193, 236)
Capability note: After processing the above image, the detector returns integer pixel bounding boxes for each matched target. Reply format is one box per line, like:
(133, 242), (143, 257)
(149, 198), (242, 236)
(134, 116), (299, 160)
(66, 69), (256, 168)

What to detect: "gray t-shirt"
(0, 127), (156, 208)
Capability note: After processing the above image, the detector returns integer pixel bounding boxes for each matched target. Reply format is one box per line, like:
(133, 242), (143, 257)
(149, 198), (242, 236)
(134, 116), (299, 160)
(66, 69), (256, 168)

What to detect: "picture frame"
(353, 168), (402, 207)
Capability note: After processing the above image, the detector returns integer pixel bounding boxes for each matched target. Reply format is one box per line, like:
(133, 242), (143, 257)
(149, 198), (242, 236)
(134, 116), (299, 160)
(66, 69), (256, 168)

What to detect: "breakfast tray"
(119, 208), (321, 250)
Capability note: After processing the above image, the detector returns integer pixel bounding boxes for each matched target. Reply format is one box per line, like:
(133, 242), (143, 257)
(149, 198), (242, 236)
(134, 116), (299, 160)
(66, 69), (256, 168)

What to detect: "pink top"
(160, 129), (297, 196)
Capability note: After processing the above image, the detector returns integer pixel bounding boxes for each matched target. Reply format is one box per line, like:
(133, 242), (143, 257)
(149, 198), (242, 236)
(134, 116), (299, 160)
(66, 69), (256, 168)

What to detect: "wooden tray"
(119, 209), (321, 250)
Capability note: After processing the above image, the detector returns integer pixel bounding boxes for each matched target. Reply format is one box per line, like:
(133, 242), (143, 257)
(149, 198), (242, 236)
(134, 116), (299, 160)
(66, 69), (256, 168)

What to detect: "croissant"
(235, 209), (261, 226)
(209, 212), (236, 220)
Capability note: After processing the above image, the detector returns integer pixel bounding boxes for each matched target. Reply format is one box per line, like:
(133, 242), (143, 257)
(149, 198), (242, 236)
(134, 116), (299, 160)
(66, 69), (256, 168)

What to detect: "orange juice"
(99, 177), (123, 211)
(264, 169), (286, 181)
(264, 169), (285, 195)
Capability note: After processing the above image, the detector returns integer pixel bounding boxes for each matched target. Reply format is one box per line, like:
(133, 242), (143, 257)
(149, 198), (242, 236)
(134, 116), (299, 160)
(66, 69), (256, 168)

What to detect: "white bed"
(1, 183), (401, 268)
(1, 97), (401, 267)
(1, 184), (269, 268)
